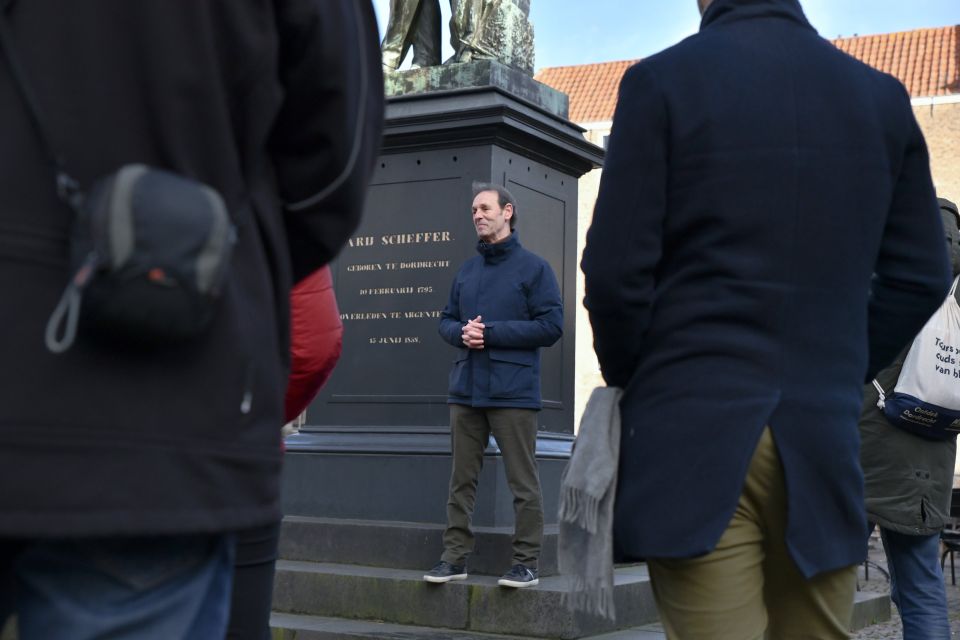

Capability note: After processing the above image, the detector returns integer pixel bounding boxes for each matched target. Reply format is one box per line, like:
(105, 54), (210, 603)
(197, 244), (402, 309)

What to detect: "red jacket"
(285, 266), (343, 422)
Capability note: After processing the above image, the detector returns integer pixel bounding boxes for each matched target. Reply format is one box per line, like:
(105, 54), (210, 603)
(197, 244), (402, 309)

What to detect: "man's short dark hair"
(472, 181), (518, 230)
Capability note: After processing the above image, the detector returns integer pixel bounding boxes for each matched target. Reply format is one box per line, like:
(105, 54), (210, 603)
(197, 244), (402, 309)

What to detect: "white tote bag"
(875, 276), (960, 439)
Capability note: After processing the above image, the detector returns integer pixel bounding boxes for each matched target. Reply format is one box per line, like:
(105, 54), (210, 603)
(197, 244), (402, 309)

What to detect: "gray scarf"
(558, 386), (623, 620)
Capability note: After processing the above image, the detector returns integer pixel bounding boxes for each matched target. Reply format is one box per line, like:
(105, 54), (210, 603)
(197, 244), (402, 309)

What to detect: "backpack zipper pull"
(44, 252), (98, 354)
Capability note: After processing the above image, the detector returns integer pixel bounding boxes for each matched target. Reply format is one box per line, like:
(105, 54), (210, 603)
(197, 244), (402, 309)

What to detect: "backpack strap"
(0, 10), (82, 212)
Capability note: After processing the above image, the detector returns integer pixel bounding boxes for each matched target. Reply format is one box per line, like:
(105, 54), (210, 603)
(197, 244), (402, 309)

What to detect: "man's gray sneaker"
(497, 564), (538, 588)
(423, 560), (467, 583)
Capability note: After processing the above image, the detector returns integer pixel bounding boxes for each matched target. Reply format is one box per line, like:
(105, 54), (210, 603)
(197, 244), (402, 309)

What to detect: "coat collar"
(700, 0), (814, 33)
(477, 231), (520, 263)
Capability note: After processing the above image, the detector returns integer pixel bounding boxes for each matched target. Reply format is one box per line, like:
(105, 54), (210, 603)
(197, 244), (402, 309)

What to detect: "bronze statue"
(381, 0), (442, 71)
(381, 0), (533, 74)
(448, 0), (485, 64)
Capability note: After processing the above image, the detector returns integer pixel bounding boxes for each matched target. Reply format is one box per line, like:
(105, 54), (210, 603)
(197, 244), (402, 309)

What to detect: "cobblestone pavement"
(853, 532), (960, 639)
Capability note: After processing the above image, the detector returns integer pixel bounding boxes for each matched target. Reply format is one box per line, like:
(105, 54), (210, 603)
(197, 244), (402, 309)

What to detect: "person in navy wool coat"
(581, 0), (952, 637)
(424, 182), (562, 589)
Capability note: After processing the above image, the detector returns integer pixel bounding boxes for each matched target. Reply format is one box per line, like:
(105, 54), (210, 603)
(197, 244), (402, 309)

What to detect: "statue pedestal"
(281, 62), (603, 574)
(384, 58), (567, 118)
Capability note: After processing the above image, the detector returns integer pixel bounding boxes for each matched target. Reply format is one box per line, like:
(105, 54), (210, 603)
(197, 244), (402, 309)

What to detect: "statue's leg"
(448, 0), (487, 62)
(411, 0), (441, 68)
(381, 0), (423, 70)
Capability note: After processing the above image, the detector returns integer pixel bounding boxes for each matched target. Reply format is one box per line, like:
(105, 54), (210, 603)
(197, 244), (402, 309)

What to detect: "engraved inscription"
(338, 228), (459, 350)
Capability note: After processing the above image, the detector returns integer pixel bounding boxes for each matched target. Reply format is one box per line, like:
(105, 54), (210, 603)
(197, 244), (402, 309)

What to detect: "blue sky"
(372, 0), (960, 71)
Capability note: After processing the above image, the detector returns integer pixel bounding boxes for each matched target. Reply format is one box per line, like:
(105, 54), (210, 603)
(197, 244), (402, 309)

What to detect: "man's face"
(472, 190), (513, 243)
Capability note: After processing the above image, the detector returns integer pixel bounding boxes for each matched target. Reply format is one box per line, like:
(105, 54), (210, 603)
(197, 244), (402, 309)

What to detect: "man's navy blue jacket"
(440, 233), (562, 409)
(581, 0), (951, 577)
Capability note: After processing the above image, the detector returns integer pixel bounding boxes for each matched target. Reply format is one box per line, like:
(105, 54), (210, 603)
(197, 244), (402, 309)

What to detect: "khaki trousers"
(647, 428), (857, 640)
(441, 404), (543, 568)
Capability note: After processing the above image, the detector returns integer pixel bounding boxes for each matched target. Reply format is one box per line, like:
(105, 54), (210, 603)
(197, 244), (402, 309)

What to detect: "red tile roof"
(833, 26), (959, 98)
(534, 25), (960, 125)
(535, 59), (638, 123)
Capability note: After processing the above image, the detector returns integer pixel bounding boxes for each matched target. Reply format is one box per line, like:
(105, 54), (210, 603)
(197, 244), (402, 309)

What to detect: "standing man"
(425, 182), (562, 588)
(581, 0), (951, 638)
(0, 1), (383, 638)
(858, 197), (960, 640)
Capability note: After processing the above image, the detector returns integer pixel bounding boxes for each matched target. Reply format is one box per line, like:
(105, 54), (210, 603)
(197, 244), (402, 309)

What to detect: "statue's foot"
(442, 49), (475, 65)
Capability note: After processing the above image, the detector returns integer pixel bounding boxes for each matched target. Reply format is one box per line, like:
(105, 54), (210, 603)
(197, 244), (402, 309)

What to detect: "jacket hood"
(701, 0), (814, 32)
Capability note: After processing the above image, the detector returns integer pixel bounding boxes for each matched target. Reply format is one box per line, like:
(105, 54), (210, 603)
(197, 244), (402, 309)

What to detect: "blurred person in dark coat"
(0, 1), (383, 638)
(581, 0), (950, 637)
(227, 265), (345, 640)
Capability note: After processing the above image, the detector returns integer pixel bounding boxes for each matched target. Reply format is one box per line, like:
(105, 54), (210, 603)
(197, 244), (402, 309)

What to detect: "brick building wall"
(916, 100), (960, 201)
(573, 128), (606, 421)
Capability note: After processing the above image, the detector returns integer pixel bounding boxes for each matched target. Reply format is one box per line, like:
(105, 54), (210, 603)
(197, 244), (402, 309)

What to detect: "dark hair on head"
(472, 181), (518, 230)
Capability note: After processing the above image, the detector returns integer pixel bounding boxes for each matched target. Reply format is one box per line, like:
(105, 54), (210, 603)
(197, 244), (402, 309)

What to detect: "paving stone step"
(849, 590), (892, 632)
(272, 560), (890, 640)
(272, 561), (656, 639)
(272, 590), (887, 639)
(270, 612), (535, 639)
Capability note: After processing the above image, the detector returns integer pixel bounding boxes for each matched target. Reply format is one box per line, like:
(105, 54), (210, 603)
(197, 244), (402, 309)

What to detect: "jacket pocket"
(448, 349), (471, 397)
(488, 349), (535, 399)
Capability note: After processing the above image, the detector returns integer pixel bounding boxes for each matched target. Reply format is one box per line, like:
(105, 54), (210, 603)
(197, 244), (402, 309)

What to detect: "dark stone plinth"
(282, 431), (571, 528)
(301, 75), (603, 436)
(385, 60), (568, 119)
(278, 516), (559, 577)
